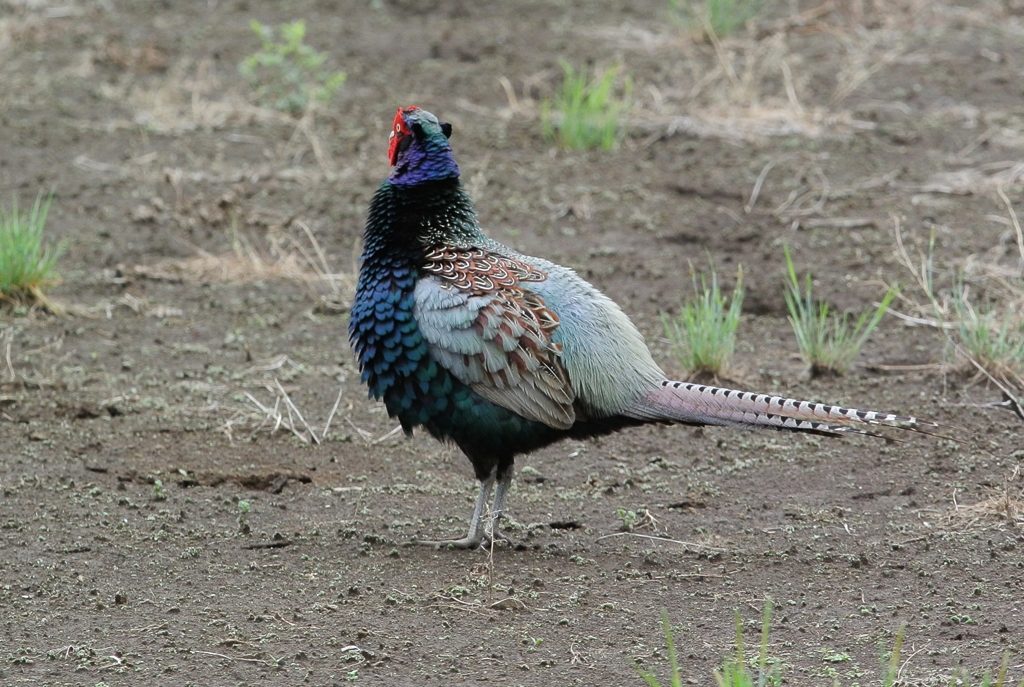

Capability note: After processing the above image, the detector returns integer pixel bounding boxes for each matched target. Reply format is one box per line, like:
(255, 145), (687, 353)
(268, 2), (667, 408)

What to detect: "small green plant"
(669, 0), (765, 37)
(616, 507), (657, 532)
(616, 508), (639, 531)
(237, 499), (251, 534)
(239, 20), (346, 114)
(0, 193), (64, 307)
(662, 265), (743, 377)
(542, 60), (631, 151)
(783, 244), (896, 376)
(151, 480), (168, 502)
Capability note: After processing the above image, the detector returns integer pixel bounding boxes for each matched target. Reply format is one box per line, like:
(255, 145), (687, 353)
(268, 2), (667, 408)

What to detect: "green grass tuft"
(949, 282), (1024, 385)
(669, 0), (765, 37)
(640, 605), (1023, 687)
(713, 600), (781, 687)
(542, 60), (631, 151)
(637, 601), (779, 687)
(640, 605), (1023, 686)
(783, 244), (896, 376)
(662, 264), (744, 377)
(0, 193), (64, 307)
(894, 224), (1024, 386)
(240, 19), (346, 115)
(880, 622), (906, 687)
(883, 623), (1021, 687)
(635, 609), (684, 687)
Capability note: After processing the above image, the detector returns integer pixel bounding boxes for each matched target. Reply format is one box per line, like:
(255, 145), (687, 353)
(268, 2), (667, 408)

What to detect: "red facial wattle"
(388, 106), (418, 166)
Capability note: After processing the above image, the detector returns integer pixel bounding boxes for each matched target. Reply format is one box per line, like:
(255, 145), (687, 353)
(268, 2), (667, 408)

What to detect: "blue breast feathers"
(349, 263), (464, 430)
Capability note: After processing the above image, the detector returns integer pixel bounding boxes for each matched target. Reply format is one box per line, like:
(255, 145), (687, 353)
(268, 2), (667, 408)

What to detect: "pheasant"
(350, 106), (932, 549)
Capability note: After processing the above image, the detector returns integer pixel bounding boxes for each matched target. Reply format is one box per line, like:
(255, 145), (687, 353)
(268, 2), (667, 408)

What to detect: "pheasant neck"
(389, 137), (460, 187)
(363, 178), (482, 257)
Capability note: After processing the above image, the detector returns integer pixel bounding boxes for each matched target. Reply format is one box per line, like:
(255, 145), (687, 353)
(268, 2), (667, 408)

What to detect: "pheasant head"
(388, 106), (459, 186)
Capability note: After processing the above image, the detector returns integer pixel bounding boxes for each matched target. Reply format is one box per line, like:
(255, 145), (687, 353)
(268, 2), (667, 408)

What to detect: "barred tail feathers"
(625, 379), (932, 436)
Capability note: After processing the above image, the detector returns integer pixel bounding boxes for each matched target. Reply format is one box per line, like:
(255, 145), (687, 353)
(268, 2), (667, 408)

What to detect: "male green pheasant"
(350, 106), (930, 549)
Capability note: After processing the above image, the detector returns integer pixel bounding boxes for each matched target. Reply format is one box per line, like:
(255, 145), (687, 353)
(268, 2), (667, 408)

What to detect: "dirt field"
(2, 1), (1024, 685)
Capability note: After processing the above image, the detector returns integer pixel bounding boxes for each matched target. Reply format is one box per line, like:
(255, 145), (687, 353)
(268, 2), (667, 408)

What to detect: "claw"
(415, 536), (484, 549)
(481, 529), (518, 549)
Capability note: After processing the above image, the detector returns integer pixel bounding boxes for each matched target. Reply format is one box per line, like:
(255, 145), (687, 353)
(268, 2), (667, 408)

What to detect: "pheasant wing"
(414, 247), (576, 429)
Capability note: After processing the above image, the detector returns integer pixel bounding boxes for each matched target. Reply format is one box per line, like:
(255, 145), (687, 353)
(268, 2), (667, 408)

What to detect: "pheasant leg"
(417, 475), (494, 549)
(481, 469), (516, 548)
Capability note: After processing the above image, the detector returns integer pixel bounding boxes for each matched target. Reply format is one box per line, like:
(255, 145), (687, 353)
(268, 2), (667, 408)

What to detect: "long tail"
(624, 379), (937, 437)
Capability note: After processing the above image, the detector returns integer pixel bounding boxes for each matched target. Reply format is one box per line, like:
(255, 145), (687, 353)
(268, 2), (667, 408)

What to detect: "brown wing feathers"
(421, 248), (576, 429)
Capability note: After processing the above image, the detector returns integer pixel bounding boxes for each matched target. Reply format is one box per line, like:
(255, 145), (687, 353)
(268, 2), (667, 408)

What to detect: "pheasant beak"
(387, 127), (401, 167)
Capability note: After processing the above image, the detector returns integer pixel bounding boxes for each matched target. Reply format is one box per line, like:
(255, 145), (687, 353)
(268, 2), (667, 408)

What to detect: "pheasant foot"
(414, 470), (522, 550)
(416, 534), (487, 549)
(414, 474), (494, 549)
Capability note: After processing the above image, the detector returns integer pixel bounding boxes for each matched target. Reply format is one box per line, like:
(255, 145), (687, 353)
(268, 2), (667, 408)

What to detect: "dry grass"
(948, 467), (1024, 530)
(139, 59), (339, 176)
(500, 24), (861, 144)
(625, 29), (853, 144)
(220, 378), (322, 445)
(741, 154), (900, 231)
(126, 58), (288, 134)
(115, 293), (184, 319)
(562, 2), (1011, 147)
(580, 8), (910, 144)
(86, 58), (338, 178)
(891, 190), (1024, 396)
(217, 371), (395, 447)
(131, 221), (353, 311)
(920, 161), (1024, 196)
(0, 326), (69, 390)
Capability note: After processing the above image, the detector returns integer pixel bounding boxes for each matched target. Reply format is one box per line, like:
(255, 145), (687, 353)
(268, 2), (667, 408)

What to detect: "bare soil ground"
(2, 1), (1024, 685)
